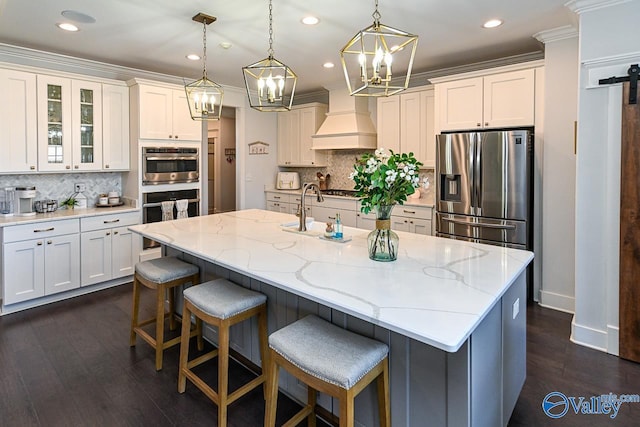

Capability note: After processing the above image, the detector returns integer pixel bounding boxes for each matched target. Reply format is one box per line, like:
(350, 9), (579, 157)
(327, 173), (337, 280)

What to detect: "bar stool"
(178, 278), (268, 427)
(265, 315), (390, 427)
(129, 256), (201, 371)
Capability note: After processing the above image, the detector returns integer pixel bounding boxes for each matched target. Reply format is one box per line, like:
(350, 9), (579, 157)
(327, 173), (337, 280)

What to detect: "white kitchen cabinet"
(312, 197), (358, 228)
(277, 103), (327, 166)
(377, 87), (436, 168)
(0, 69), (38, 173)
(80, 212), (139, 286)
(391, 205), (433, 235)
(37, 76), (104, 171)
(2, 219), (81, 305)
(265, 191), (313, 216)
(135, 84), (201, 141)
(436, 69), (535, 131)
(102, 83), (130, 170)
(355, 211), (377, 230)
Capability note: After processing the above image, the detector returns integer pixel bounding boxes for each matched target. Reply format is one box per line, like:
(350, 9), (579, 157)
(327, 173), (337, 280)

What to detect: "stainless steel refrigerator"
(435, 128), (533, 250)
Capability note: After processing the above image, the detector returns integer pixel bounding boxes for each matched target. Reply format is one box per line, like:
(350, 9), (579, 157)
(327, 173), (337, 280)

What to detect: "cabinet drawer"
(318, 197), (358, 211)
(3, 219), (79, 243)
(394, 205), (433, 220)
(81, 211), (140, 232)
(265, 192), (291, 203)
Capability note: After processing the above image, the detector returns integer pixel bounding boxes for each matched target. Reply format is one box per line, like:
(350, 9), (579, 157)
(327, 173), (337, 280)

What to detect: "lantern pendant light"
(340, 0), (418, 97)
(243, 0), (297, 112)
(184, 12), (224, 121)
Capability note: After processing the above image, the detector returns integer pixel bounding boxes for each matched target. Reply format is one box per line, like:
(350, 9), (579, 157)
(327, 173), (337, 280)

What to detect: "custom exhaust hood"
(312, 88), (377, 150)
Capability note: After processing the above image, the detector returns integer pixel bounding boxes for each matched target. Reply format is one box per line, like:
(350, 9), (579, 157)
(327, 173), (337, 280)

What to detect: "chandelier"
(242, 0), (297, 111)
(340, 0), (418, 97)
(184, 12), (224, 121)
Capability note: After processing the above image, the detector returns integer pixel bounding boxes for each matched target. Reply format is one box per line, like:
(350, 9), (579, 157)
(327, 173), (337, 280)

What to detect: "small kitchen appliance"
(276, 172), (301, 190)
(15, 186), (37, 216)
(1, 187), (15, 216)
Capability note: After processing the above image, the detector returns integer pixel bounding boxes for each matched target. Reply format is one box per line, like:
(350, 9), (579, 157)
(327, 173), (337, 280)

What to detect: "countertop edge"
(0, 206), (140, 227)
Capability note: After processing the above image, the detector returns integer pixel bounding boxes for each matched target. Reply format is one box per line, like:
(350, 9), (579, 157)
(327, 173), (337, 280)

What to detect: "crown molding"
(428, 58), (545, 85)
(565, 0), (632, 14)
(533, 26), (579, 43)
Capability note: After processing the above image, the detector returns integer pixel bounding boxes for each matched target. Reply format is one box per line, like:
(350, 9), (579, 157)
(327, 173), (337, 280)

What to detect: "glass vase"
(367, 205), (399, 262)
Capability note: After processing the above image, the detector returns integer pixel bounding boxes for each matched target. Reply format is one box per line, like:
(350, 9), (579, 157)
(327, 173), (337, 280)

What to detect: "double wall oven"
(141, 146), (201, 250)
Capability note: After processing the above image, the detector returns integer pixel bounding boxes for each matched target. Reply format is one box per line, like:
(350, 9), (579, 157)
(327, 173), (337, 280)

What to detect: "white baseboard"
(607, 324), (619, 356)
(570, 317), (608, 352)
(539, 290), (575, 314)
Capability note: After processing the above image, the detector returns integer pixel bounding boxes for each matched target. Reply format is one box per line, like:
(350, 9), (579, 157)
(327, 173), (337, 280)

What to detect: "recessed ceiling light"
(57, 22), (79, 32)
(323, 62), (335, 68)
(186, 54), (201, 61)
(302, 16), (319, 25)
(483, 19), (503, 29)
(61, 10), (96, 24)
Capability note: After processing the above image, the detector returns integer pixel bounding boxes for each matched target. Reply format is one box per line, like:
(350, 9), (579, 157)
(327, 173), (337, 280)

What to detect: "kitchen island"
(129, 209), (533, 427)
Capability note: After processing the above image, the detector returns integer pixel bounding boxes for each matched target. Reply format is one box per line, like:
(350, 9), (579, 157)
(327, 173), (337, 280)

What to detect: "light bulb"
(258, 78), (265, 99)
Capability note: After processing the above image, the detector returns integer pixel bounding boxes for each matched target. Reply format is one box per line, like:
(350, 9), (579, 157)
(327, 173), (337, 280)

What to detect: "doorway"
(207, 107), (237, 214)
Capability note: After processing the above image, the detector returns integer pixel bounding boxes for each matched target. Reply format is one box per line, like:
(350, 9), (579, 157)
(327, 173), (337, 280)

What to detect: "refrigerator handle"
(469, 136), (476, 215)
(475, 135), (482, 217)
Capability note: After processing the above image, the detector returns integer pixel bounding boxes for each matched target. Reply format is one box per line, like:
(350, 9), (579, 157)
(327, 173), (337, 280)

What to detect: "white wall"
(571, 0), (640, 354)
(538, 32), (579, 313)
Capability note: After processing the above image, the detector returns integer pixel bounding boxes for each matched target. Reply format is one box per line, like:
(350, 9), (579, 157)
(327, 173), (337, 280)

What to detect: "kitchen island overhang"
(129, 209), (533, 427)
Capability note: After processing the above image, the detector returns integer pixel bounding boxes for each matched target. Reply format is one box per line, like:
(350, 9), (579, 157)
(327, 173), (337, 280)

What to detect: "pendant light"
(340, 0), (418, 97)
(243, 0), (297, 112)
(184, 12), (224, 121)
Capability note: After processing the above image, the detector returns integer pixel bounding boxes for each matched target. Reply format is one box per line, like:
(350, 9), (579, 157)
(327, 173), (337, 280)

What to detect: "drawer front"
(81, 211), (140, 232)
(394, 205), (433, 220)
(265, 192), (291, 203)
(313, 206), (357, 228)
(319, 197), (358, 211)
(3, 219), (80, 243)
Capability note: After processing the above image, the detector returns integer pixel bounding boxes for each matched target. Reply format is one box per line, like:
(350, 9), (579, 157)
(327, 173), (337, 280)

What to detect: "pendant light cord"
(268, 0), (274, 58)
(372, 0), (381, 26)
(202, 18), (208, 79)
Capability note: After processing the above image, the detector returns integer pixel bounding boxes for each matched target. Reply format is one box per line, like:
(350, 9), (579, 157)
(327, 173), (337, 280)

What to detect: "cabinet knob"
(105, 164), (110, 169)
(476, 123), (481, 127)
(169, 135), (173, 139)
(66, 165), (71, 169)
(47, 240), (52, 245)
(30, 165), (35, 170)
(485, 122), (489, 126)
(106, 232), (111, 236)
(37, 241), (43, 246)
(174, 135), (178, 139)
(410, 221), (414, 224)
(74, 165), (79, 169)
(114, 231), (118, 235)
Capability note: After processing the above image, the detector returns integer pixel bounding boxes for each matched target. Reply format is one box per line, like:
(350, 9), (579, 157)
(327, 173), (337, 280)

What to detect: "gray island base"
(129, 209), (532, 427)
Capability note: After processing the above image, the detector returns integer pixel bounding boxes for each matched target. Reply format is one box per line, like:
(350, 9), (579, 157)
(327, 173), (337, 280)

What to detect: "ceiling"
(0, 0), (575, 94)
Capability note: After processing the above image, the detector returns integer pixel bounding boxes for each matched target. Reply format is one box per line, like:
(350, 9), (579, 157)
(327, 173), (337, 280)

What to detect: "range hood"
(312, 88), (377, 150)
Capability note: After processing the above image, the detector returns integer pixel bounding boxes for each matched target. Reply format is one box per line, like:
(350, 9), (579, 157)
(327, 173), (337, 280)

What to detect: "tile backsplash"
(0, 173), (122, 207)
(282, 150), (435, 199)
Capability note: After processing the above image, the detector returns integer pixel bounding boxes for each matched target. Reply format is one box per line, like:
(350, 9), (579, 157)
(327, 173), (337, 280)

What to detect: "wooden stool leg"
(264, 354), (279, 427)
(339, 390), (355, 427)
(196, 317), (204, 351)
(168, 286), (177, 331)
(178, 303), (192, 393)
(130, 276), (140, 346)
(377, 362), (390, 427)
(154, 285), (166, 371)
(218, 322), (230, 427)
(257, 307), (269, 400)
(307, 386), (317, 427)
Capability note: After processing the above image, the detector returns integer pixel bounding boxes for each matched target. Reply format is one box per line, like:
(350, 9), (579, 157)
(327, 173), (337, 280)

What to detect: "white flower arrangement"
(350, 148), (423, 214)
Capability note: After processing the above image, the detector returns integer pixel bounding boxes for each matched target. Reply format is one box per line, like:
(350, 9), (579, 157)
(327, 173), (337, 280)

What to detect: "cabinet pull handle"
(328, 216), (336, 220)
(103, 219), (120, 224)
(105, 164), (110, 169)
(106, 232), (111, 236)
(30, 165), (35, 170)
(37, 241), (43, 246)
(476, 123), (481, 127)
(47, 240), (52, 245)
(65, 165), (71, 169)
(403, 210), (416, 214)
(274, 196), (281, 199)
(114, 231), (118, 235)
(34, 227), (54, 233)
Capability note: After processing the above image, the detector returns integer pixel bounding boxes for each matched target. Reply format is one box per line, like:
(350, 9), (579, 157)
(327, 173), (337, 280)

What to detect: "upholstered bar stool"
(130, 256), (201, 371)
(178, 278), (269, 427)
(265, 315), (390, 427)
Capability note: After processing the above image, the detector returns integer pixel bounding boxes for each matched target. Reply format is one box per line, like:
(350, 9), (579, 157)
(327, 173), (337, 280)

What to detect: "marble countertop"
(130, 209), (532, 352)
(0, 205), (140, 227)
(265, 188), (435, 208)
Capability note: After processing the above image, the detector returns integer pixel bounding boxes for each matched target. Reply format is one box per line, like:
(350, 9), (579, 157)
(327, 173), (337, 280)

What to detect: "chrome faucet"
(299, 183), (324, 231)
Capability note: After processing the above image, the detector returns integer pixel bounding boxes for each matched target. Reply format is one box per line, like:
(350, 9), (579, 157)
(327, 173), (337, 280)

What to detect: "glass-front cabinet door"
(37, 76), (72, 171)
(72, 80), (102, 170)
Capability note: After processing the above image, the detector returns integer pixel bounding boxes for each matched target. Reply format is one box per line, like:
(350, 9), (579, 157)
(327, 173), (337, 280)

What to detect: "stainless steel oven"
(142, 147), (199, 185)
(142, 189), (199, 249)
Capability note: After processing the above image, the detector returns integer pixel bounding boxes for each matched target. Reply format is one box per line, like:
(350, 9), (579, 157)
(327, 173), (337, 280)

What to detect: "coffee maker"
(1, 187), (15, 216)
(15, 186), (36, 216)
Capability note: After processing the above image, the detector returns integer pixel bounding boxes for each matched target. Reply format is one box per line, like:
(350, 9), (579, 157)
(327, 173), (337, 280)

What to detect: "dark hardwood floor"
(1, 284), (639, 426)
